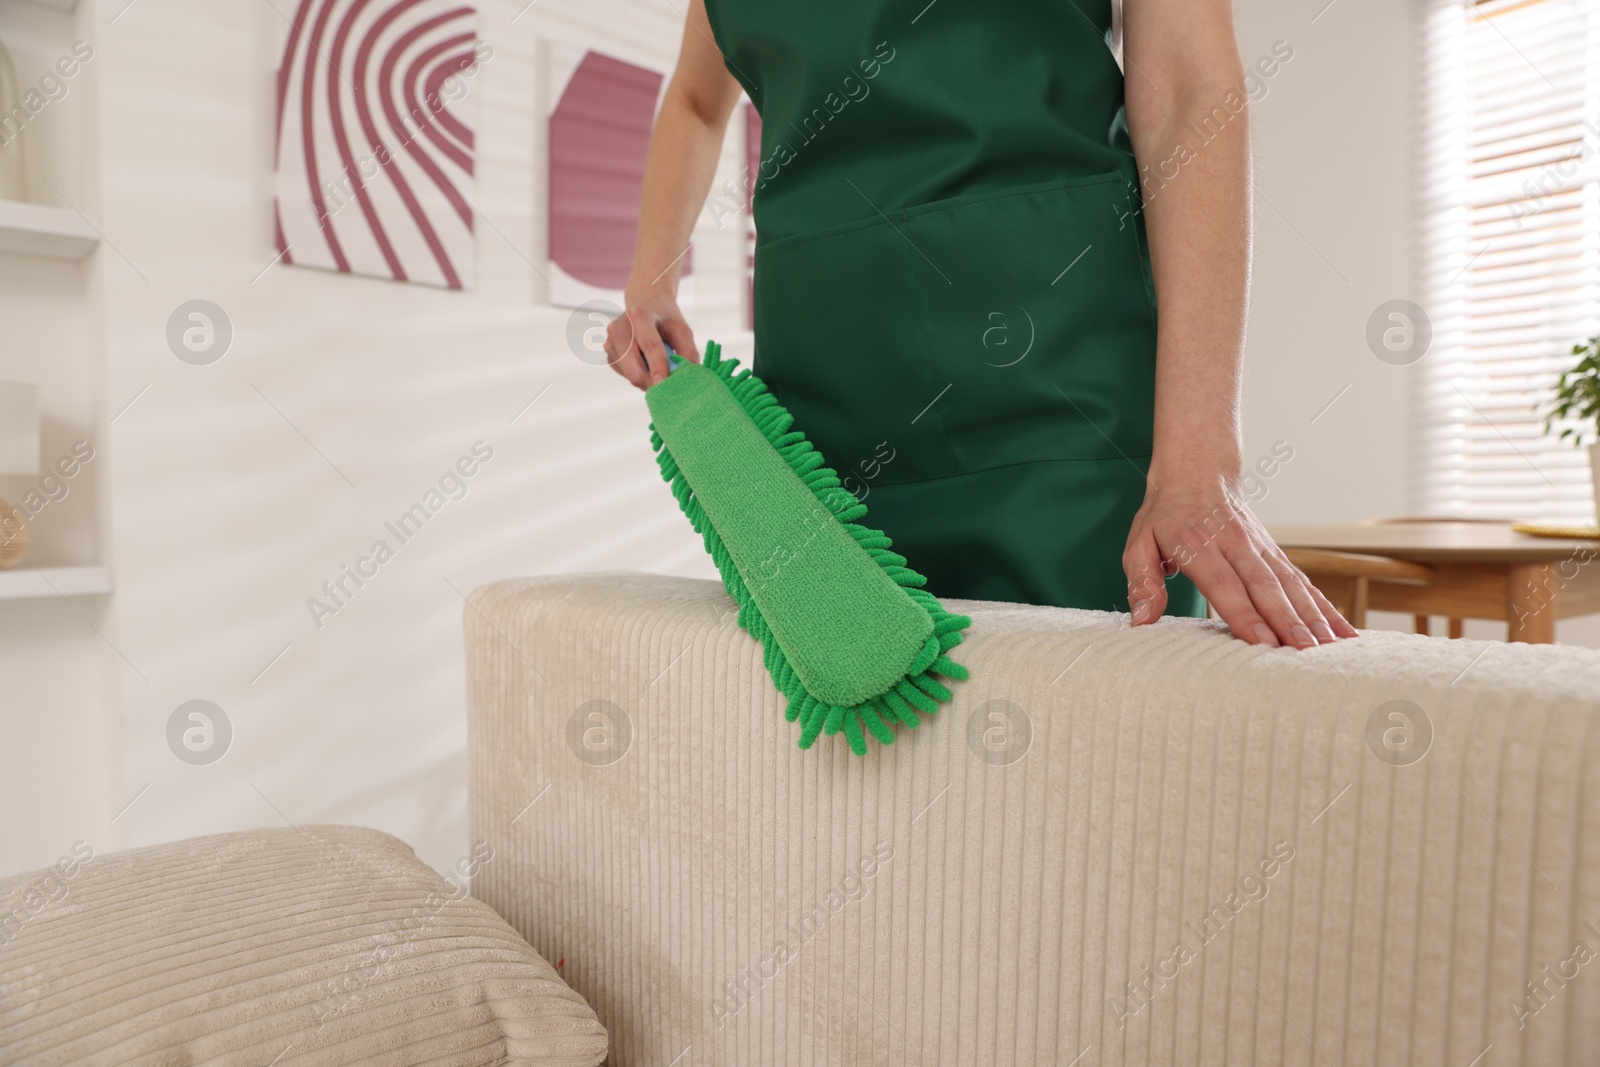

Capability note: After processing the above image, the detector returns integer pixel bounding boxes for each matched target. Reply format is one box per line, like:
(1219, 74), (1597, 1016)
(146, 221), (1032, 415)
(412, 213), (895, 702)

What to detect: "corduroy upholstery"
(465, 571), (1600, 1067)
(0, 825), (608, 1066)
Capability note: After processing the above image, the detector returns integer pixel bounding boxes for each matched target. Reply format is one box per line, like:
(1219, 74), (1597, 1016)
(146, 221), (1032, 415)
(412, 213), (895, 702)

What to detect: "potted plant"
(1542, 335), (1600, 524)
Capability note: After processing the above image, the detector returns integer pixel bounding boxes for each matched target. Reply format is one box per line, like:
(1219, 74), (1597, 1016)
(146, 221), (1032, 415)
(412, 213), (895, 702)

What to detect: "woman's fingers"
(603, 313), (646, 389)
(604, 289), (693, 391)
(658, 315), (700, 364)
(1178, 543), (1281, 646)
(1121, 525), (1170, 625)
(1262, 550), (1339, 644)
(1267, 547), (1356, 639)
(1129, 483), (1358, 650)
(1300, 570), (1361, 637)
(627, 305), (674, 385)
(1219, 535), (1318, 649)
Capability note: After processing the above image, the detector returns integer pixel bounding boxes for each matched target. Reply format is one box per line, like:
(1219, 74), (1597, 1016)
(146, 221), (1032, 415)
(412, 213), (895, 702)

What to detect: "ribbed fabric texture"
(0, 825), (607, 1066)
(464, 571), (1600, 1067)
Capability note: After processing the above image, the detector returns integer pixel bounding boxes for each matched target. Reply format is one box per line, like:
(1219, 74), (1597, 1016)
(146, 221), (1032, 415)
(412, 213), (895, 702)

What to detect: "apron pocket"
(751, 173), (1158, 490)
(901, 174), (1159, 474)
(752, 214), (964, 492)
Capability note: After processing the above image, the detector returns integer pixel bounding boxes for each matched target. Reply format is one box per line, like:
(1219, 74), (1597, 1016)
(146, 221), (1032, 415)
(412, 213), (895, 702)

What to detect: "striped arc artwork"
(273, 0), (483, 290)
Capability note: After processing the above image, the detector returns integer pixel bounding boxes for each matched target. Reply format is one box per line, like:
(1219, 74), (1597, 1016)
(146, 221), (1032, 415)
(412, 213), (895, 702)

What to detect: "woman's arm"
(1120, 0), (1357, 647)
(603, 0), (743, 390)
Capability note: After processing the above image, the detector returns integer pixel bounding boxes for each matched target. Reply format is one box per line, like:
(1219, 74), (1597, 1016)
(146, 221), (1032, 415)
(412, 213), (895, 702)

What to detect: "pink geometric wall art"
(273, 0), (482, 290)
(547, 43), (693, 310)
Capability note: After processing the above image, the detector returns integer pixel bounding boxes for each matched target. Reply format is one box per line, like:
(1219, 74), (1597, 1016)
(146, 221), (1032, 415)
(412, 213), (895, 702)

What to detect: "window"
(1416, 0), (1600, 522)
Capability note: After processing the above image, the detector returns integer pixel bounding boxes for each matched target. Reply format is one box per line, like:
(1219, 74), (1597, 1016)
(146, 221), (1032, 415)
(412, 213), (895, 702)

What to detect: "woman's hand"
(1120, 0), (1352, 648)
(604, 282), (699, 391)
(604, 0), (738, 391)
(1123, 461), (1359, 648)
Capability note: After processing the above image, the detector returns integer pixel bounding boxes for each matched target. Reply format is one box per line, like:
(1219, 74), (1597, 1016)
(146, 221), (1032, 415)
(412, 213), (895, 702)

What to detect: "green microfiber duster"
(645, 340), (971, 755)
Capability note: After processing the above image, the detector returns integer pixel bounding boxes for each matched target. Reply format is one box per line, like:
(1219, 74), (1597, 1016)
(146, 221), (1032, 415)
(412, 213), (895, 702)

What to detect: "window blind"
(1415, 0), (1600, 522)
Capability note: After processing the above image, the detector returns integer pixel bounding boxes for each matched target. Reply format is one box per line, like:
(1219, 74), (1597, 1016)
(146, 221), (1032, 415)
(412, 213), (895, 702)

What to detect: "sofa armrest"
(466, 571), (1600, 1067)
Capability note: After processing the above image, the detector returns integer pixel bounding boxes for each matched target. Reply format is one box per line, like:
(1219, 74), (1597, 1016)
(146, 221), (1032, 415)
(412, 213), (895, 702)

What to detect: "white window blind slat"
(1416, 0), (1600, 523)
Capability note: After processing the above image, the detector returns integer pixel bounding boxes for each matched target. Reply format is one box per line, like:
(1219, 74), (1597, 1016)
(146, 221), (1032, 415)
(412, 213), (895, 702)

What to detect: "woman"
(604, 0), (1357, 650)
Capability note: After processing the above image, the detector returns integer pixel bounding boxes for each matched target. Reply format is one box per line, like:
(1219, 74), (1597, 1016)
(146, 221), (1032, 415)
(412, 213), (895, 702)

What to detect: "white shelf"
(0, 200), (100, 261)
(0, 565), (112, 600)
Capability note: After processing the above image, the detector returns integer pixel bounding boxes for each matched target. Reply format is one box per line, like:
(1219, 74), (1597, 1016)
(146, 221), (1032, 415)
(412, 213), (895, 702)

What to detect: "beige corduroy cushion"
(0, 825), (607, 1066)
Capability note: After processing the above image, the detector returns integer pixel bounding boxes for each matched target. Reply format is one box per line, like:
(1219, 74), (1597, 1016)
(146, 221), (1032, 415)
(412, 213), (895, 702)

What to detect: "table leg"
(1352, 577), (1369, 629)
(1309, 575), (1365, 627)
(1507, 563), (1557, 644)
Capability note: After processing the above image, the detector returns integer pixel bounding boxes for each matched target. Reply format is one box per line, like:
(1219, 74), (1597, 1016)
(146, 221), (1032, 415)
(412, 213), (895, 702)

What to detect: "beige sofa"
(464, 571), (1600, 1067)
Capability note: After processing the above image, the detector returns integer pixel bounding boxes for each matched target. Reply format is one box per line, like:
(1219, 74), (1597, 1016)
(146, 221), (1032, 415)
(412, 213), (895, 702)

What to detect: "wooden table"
(1268, 522), (1600, 643)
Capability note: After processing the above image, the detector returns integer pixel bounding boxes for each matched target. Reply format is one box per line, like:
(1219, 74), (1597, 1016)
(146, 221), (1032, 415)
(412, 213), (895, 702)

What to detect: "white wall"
(1, 0), (739, 879)
(1234, 0), (1413, 523)
(5, 0), (1581, 881)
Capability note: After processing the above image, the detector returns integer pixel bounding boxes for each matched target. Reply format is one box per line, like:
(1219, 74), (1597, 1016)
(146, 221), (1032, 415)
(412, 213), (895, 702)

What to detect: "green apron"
(704, 0), (1206, 617)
